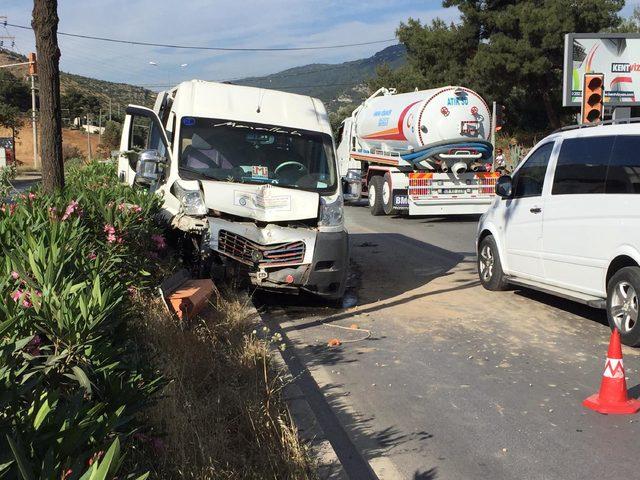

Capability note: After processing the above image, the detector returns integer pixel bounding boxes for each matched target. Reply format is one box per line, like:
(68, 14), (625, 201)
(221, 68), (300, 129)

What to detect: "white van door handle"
(530, 206), (542, 214)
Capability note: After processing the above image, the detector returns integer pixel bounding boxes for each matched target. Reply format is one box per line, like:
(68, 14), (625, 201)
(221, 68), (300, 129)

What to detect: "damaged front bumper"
(207, 218), (348, 299)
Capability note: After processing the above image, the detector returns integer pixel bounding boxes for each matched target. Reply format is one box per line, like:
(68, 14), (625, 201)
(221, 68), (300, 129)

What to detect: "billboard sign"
(563, 33), (640, 107)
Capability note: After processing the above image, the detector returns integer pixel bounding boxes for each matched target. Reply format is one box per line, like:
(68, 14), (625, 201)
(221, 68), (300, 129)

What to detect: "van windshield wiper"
(178, 165), (221, 181)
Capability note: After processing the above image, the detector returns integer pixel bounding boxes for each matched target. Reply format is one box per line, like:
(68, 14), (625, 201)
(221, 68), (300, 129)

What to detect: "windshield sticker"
(212, 121), (303, 137)
(234, 188), (291, 212)
(182, 117), (196, 126)
(251, 165), (269, 179)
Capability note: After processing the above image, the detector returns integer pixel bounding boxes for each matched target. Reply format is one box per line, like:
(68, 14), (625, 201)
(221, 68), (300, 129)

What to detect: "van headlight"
(319, 193), (344, 226)
(173, 182), (207, 216)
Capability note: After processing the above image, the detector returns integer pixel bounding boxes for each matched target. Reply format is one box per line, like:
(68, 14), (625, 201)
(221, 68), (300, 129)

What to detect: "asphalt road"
(257, 204), (640, 480)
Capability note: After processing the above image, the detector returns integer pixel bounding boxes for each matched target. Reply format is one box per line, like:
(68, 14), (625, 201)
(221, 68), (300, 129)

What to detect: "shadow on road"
(413, 468), (438, 480)
(513, 288), (608, 327)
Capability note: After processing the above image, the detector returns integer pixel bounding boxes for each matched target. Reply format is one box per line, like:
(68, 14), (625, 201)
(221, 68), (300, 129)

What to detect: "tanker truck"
(336, 86), (499, 216)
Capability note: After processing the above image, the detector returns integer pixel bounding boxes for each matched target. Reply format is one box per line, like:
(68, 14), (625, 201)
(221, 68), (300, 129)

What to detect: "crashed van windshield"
(179, 118), (337, 194)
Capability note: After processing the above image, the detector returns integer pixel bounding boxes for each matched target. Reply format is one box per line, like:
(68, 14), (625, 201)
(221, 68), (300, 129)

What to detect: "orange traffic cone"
(583, 328), (640, 415)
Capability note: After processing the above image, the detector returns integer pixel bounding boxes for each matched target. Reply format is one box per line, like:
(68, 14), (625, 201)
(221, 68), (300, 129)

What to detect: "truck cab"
(118, 80), (348, 300)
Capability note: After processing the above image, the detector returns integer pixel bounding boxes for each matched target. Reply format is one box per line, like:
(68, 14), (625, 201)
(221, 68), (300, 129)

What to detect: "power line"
(136, 81), (365, 89)
(6, 22), (395, 52)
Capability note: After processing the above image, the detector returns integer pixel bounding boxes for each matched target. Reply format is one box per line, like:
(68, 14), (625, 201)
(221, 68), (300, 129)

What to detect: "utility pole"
(86, 113), (91, 161)
(28, 52), (40, 170)
(491, 101), (497, 150)
(108, 97), (112, 121)
(0, 34), (16, 49)
(32, 0), (64, 192)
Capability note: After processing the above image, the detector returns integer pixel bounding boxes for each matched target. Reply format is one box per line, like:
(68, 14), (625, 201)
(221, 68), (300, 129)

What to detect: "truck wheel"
(607, 266), (640, 346)
(368, 175), (385, 216)
(478, 235), (509, 291)
(382, 172), (396, 215)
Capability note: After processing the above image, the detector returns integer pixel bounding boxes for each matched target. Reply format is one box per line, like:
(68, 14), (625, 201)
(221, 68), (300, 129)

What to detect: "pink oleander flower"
(133, 205), (142, 213)
(22, 298), (32, 308)
(0, 204), (5, 213)
(9, 204), (16, 215)
(11, 289), (22, 302)
(35, 290), (42, 297)
(103, 223), (115, 234)
(117, 203), (126, 212)
(107, 233), (117, 243)
(151, 234), (167, 250)
(61, 199), (80, 221)
(11, 271), (19, 280)
(88, 450), (104, 467)
(88, 251), (97, 260)
(116, 236), (124, 244)
(28, 192), (36, 201)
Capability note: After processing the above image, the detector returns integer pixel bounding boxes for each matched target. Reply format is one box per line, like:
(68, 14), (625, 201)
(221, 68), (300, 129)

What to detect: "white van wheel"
(478, 235), (508, 291)
(607, 267), (640, 346)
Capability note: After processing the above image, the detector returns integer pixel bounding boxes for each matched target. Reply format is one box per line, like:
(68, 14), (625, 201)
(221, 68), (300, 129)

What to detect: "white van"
(118, 80), (348, 300)
(477, 121), (640, 345)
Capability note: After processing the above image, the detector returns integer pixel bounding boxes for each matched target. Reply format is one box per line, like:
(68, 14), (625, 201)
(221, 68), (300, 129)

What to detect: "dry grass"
(130, 290), (315, 479)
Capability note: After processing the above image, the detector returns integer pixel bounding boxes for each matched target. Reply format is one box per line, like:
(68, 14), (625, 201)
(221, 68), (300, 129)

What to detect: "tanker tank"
(353, 86), (493, 172)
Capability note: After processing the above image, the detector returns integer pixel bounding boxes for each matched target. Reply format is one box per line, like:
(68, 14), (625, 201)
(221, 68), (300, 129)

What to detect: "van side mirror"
(495, 175), (513, 198)
(135, 149), (167, 185)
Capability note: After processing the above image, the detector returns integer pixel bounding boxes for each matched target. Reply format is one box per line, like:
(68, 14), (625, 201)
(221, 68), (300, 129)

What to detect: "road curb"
(244, 296), (348, 480)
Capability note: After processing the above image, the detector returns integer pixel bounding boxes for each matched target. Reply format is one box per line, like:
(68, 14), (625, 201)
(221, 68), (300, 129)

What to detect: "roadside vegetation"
(0, 161), (313, 479)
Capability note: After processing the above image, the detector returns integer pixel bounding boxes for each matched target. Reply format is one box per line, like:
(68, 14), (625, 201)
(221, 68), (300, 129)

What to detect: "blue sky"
(2, 1), (639, 88)
(2, 0), (451, 87)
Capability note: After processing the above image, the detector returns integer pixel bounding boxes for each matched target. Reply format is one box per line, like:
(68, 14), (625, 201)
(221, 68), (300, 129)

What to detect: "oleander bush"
(0, 162), (165, 479)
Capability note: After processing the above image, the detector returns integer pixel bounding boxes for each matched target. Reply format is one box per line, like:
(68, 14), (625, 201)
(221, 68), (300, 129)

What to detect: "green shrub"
(0, 161), (164, 479)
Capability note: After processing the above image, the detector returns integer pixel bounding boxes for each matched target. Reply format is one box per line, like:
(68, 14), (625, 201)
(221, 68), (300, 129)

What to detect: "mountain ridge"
(234, 44), (406, 110)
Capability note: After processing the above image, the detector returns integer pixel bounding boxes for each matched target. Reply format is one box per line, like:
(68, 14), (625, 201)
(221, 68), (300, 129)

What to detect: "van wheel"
(478, 235), (508, 291)
(382, 173), (396, 215)
(607, 267), (640, 346)
(368, 176), (385, 216)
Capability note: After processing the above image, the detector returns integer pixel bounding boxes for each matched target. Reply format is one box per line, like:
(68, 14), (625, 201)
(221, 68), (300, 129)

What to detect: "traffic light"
(495, 104), (506, 131)
(28, 52), (37, 75)
(581, 73), (604, 124)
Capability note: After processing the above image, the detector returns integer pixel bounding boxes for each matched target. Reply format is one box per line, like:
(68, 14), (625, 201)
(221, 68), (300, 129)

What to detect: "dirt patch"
(0, 124), (101, 168)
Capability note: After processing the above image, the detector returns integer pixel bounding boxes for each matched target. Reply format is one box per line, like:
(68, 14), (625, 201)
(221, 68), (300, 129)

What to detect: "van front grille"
(217, 230), (305, 267)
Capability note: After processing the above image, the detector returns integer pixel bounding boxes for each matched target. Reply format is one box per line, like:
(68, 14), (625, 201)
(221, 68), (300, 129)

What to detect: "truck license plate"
(441, 188), (466, 194)
(393, 191), (409, 208)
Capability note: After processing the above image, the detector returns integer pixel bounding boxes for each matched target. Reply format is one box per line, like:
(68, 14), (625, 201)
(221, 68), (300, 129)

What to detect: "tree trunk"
(541, 90), (561, 131)
(32, 0), (64, 193)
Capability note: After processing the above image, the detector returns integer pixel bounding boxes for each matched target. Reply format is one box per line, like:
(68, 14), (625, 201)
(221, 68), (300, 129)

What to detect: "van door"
(542, 135), (614, 295)
(502, 141), (555, 280)
(117, 105), (171, 187)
